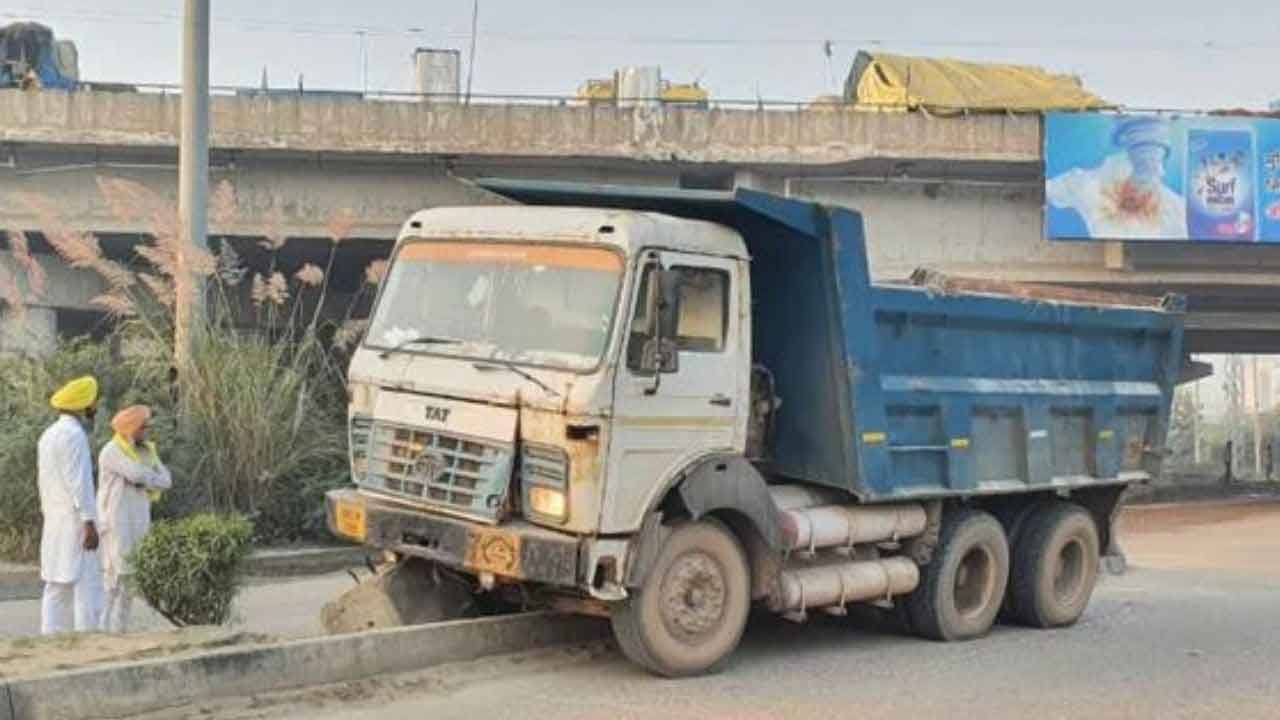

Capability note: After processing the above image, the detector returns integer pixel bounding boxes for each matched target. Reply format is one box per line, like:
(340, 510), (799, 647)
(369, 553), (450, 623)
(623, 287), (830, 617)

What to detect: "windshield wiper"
(377, 335), (462, 359)
(473, 360), (562, 398)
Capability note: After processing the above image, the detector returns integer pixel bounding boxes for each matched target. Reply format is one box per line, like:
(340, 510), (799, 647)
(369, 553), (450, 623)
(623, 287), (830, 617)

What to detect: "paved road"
(205, 501), (1280, 720)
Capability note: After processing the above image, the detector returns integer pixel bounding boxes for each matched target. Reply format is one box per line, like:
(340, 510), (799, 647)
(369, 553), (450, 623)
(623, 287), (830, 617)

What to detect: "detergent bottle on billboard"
(1186, 128), (1258, 241)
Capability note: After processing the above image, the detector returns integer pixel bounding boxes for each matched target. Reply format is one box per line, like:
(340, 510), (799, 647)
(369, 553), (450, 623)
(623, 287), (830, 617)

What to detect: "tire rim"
(1052, 537), (1087, 605)
(660, 550), (727, 640)
(954, 545), (996, 619)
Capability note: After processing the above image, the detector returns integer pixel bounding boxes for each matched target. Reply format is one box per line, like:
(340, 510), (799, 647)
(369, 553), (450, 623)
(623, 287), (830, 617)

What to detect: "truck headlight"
(527, 486), (567, 521)
(521, 443), (569, 523)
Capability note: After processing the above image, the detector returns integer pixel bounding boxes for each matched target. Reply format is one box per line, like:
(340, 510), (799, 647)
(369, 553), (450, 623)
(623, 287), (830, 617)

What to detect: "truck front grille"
(356, 420), (514, 523)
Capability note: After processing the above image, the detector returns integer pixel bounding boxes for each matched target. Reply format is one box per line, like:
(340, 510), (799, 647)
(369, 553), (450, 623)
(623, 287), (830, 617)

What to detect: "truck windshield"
(365, 240), (624, 372)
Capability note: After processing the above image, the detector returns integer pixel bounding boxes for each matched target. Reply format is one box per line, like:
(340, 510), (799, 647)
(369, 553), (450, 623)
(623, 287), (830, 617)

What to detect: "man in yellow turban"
(97, 404), (171, 633)
(37, 376), (102, 635)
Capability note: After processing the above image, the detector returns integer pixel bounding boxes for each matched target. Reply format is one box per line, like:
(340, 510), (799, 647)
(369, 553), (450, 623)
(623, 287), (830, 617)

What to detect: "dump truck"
(325, 181), (1186, 676)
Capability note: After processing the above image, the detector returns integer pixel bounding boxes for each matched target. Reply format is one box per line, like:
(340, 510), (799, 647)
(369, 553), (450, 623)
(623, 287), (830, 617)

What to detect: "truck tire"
(1006, 502), (1100, 628)
(611, 518), (751, 677)
(905, 509), (1009, 642)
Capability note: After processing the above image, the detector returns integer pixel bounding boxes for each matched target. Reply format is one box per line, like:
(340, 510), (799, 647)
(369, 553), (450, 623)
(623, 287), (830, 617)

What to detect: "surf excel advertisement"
(1044, 112), (1280, 243)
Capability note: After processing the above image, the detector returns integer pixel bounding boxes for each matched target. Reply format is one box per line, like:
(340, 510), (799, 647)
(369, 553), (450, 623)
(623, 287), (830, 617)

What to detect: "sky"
(5, 0), (1280, 110)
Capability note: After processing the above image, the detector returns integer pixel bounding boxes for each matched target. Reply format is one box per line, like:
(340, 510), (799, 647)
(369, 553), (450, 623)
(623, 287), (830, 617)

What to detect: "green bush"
(129, 513), (254, 627)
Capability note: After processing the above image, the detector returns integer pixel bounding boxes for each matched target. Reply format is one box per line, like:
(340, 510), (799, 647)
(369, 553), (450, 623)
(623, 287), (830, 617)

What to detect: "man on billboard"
(1047, 116), (1186, 240)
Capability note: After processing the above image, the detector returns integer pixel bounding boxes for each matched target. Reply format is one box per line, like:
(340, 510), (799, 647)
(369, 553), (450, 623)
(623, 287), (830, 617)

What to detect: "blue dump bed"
(478, 180), (1187, 504)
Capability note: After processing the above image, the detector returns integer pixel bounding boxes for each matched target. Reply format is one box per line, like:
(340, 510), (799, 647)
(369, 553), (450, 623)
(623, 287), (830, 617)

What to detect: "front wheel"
(611, 519), (751, 677)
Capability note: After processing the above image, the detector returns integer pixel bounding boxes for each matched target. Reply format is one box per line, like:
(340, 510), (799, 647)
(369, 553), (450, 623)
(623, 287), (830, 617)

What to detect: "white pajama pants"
(40, 550), (104, 635)
(101, 577), (134, 633)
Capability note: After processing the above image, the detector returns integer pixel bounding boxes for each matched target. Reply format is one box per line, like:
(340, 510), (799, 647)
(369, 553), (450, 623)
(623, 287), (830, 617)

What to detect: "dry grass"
(3, 176), (389, 549)
(15, 191), (137, 298)
(9, 231), (46, 298)
(325, 208), (356, 245)
(0, 260), (25, 321)
(294, 263), (324, 288)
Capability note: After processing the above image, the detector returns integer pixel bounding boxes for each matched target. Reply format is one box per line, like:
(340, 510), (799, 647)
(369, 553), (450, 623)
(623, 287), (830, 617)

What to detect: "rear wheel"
(905, 509), (1009, 641)
(1006, 502), (1100, 628)
(611, 519), (751, 677)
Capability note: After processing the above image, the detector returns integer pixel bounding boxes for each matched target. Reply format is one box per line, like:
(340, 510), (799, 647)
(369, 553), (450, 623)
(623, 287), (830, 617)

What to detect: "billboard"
(1044, 112), (1280, 243)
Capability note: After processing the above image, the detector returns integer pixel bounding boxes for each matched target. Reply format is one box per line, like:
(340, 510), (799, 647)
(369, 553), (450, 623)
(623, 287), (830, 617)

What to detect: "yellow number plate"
(334, 501), (367, 541)
(467, 529), (521, 577)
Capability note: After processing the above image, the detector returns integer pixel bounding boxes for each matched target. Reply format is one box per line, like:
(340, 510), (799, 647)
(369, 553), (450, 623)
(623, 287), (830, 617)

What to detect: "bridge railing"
(70, 81), (1029, 115)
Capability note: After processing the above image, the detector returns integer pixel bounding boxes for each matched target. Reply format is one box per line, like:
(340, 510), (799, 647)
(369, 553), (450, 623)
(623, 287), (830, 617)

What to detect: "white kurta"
(96, 440), (172, 585)
(37, 415), (97, 584)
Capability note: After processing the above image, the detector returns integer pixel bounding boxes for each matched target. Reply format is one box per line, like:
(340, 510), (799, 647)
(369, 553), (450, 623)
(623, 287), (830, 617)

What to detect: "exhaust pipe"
(769, 557), (919, 614)
(780, 503), (927, 552)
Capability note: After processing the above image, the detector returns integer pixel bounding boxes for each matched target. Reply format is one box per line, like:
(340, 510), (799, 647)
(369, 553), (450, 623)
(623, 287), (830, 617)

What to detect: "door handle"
(709, 394), (732, 407)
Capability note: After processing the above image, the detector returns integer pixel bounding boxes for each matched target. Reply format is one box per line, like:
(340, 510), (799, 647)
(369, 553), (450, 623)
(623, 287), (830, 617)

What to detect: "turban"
(49, 376), (99, 412)
(111, 405), (152, 438)
(1112, 117), (1172, 154)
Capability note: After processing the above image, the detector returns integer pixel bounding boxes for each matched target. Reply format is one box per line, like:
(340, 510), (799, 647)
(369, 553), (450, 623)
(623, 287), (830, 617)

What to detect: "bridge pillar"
(0, 306), (56, 356)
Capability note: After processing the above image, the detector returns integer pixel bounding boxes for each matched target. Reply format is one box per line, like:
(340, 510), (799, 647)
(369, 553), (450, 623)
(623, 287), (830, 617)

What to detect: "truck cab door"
(601, 251), (748, 533)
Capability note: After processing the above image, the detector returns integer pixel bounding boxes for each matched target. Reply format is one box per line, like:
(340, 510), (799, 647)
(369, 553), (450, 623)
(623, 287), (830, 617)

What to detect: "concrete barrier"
(1, 612), (608, 720)
(244, 545), (370, 578)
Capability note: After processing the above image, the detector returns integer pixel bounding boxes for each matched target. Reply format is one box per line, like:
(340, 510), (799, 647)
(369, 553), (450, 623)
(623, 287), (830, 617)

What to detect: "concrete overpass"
(2, 88), (1278, 354)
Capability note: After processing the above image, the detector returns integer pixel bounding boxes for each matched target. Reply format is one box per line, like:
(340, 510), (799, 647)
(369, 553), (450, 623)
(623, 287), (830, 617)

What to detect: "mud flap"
(321, 558), (474, 634)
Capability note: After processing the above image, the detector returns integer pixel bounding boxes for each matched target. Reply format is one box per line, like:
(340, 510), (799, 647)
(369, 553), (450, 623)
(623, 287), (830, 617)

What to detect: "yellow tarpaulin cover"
(847, 51), (1108, 113)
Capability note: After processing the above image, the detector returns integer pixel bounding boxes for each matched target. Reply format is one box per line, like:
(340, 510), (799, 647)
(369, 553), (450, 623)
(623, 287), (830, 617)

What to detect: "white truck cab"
(334, 203), (753, 598)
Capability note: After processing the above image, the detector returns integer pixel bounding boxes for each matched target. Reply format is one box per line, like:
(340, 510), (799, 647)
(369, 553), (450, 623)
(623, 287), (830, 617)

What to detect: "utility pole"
(357, 30), (369, 95)
(465, 0), (479, 104)
(176, 0), (210, 372)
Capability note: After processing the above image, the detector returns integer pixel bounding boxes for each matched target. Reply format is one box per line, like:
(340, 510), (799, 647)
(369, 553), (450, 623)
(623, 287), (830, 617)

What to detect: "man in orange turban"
(37, 376), (101, 634)
(97, 405), (171, 633)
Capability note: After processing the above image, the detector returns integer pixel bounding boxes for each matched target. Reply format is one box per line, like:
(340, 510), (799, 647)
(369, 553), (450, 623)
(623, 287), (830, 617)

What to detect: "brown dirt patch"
(0, 627), (274, 680)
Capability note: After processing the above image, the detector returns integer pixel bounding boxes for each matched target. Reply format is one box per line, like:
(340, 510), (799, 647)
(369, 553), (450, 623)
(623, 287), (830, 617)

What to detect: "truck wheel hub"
(661, 551), (726, 637)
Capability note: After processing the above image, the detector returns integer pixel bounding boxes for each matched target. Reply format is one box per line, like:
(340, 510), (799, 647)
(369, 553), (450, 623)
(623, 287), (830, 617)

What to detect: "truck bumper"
(325, 488), (580, 588)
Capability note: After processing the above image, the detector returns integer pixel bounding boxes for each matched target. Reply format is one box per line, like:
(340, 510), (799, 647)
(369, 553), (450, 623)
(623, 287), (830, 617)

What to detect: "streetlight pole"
(465, 0), (479, 104)
(357, 30), (369, 95)
(176, 0), (210, 372)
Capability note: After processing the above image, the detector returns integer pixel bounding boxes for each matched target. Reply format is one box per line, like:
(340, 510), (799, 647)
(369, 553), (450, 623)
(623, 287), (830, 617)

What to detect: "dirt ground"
(1118, 500), (1280, 577)
(0, 627), (273, 680)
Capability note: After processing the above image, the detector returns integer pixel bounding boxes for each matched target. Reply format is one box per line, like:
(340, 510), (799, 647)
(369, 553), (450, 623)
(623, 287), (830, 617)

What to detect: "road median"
(0, 612), (608, 720)
(0, 545), (368, 602)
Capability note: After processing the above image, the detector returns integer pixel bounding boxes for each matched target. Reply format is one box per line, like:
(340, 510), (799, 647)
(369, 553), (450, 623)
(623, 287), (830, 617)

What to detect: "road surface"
(185, 500), (1280, 720)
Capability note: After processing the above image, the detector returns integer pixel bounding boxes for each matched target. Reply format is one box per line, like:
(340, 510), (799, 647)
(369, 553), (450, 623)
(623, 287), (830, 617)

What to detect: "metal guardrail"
(63, 82), (1268, 118)
(70, 81), (1045, 114)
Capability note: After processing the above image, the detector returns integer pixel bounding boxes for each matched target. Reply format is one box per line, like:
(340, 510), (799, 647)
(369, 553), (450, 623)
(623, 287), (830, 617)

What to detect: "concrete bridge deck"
(0, 89), (1039, 167)
(3, 89), (1280, 354)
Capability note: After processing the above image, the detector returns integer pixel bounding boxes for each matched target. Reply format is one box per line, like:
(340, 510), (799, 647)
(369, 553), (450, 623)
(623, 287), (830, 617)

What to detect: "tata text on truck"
(326, 181), (1186, 677)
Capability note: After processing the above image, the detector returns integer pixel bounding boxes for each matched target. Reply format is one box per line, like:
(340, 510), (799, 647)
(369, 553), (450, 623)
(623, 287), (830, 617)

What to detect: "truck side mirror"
(641, 268), (680, 392)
